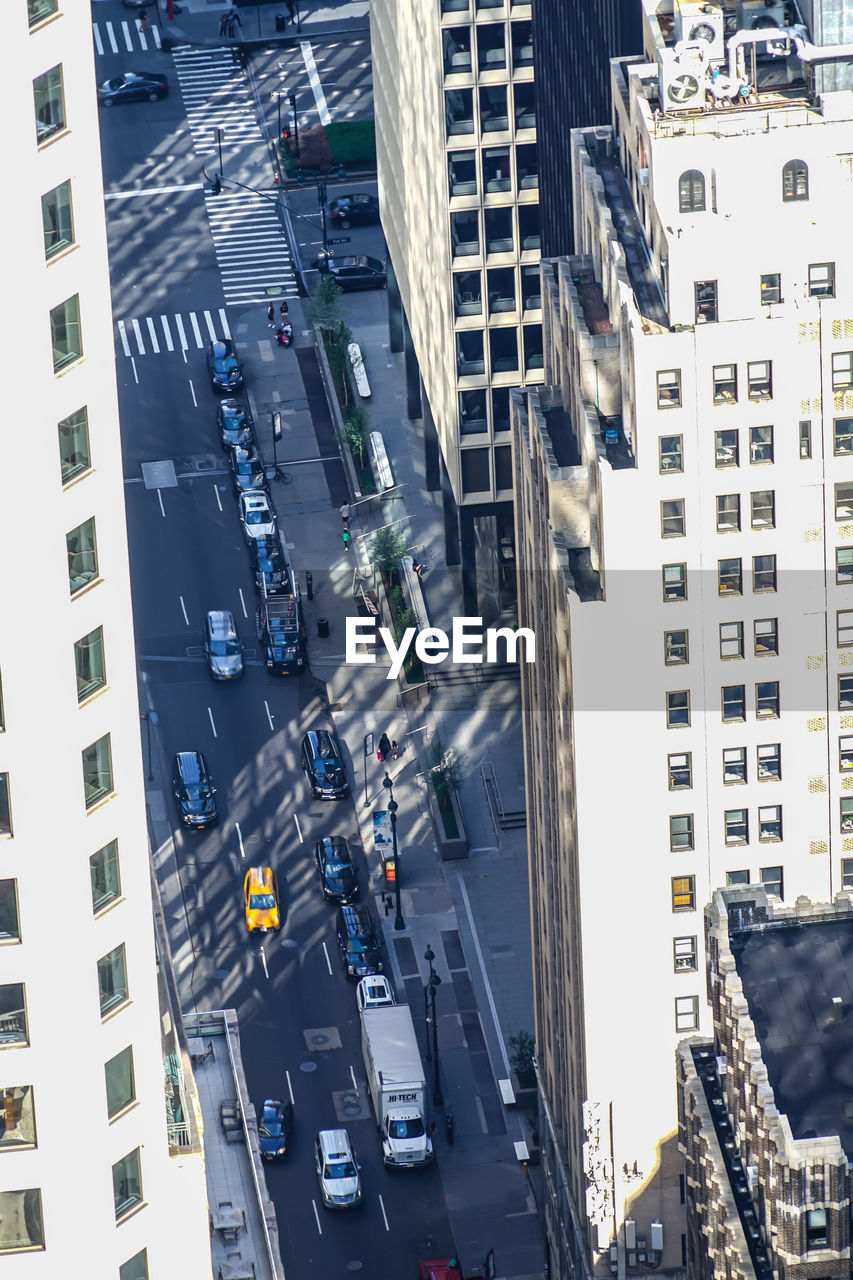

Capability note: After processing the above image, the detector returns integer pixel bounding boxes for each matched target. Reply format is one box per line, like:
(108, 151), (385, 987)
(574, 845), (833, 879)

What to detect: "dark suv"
(315, 837), (358, 903)
(301, 730), (349, 800)
(335, 904), (383, 980)
(172, 751), (217, 829)
(207, 338), (243, 393)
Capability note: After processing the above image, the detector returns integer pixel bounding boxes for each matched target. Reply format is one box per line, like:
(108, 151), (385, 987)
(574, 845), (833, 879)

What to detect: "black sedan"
(207, 338), (244, 393)
(228, 444), (267, 495)
(315, 837), (359, 904)
(328, 194), (380, 228)
(249, 537), (291, 596)
(301, 730), (349, 800)
(317, 254), (386, 292)
(217, 399), (254, 450)
(258, 1099), (293, 1162)
(98, 72), (168, 106)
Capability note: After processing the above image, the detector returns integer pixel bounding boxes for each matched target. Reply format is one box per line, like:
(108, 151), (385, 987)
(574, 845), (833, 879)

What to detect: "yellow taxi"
(243, 866), (281, 934)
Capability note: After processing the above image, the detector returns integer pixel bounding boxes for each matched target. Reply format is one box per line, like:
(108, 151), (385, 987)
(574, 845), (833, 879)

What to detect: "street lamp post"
(289, 92), (299, 160)
(424, 944), (443, 1104)
(317, 178), (328, 254)
(383, 773), (404, 931)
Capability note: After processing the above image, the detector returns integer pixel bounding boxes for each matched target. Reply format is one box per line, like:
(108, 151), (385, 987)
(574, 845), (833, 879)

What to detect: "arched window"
(678, 170), (705, 213)
(782, 159), (808, 202)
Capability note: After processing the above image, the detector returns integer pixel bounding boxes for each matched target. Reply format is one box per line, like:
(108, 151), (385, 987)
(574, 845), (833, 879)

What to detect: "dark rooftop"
(730, 914), (853, 1155)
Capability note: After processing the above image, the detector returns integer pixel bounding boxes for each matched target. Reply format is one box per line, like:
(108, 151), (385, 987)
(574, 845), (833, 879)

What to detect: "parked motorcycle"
(275, 323), (293, 349)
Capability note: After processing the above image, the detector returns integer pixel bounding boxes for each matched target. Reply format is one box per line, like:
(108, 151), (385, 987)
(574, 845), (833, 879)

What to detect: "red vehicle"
(419, 1261), (463, 1280)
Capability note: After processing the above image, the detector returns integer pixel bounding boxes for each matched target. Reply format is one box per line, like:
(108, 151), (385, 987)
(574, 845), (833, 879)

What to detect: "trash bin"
(275, 12), (287, 31)
(317, 618), (329, 638)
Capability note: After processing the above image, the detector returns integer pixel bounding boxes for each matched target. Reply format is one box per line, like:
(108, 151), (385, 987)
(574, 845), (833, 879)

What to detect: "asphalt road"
(97, 8), (456, 1272)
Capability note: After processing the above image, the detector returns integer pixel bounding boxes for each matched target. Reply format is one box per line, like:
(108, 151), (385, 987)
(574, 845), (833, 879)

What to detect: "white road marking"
(203, 309), (218, 341)
(294, 814), (303, 843)
(117, 320), (131, 357)
(137, 21), (149, 50)
(160, 315), (174, 351)
(219, 308), (231, 337)
(207, 706), (218, 738)
(131, 318), (145, 355)
(349, 1065), (358, 1091)
(106, 20), (119, 53)
(238, 588), (248, 619)
(157, 489), (166, 518)
(264, 701), (274, 732)
(146, 317), (160, 354)
(130, 356), (140, 385)
(214, 484), (223, 512)
(378, 1194), (390, 1232)
(285, 1070), (294, 1105)
(236, 822), (246, 860)
(300, 41), (332, 126)
(260, 947), (270, 980)
(121, 19), (134, 51)
(312, 1201), (323, 1235)
(189, 312), (203, 347)
(179, 596), (189, 626)
(104, 183), (205, 199)
(189, 379), (198, 407)
(93, 24), (104, 55)
(175, 314), (188, 351)
(151, 26), (162, 49)
(322, 942), (333, 976)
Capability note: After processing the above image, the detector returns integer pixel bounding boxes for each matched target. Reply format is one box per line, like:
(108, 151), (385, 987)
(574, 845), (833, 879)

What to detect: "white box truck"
(361, 1004), (433, 1168)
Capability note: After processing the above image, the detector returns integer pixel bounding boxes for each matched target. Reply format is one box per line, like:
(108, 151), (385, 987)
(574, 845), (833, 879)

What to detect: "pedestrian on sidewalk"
(339, 502), (350, 526)
(391, 740), (400, 760)
(285, 0), (297, 22)
(342, 528), (351, 552)
(378, 733), (392, 762)
(218, 13), (228, 36)
(280, 299), (289, 324)
(266, 303), (276, 328)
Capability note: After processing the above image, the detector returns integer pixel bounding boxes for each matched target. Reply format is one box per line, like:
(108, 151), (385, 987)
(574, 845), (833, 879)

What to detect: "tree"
(370, 526), (408, 574)
(306, 273), (344, 333)
(344, 405), (368, 472)
(428, 737), (466, 801)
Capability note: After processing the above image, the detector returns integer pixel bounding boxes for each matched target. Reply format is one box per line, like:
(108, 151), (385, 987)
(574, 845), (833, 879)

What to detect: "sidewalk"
(152, 0), (369, 48)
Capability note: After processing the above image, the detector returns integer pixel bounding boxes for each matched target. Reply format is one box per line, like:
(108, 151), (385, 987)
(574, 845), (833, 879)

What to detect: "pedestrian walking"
(279, 300), (289, 324)
(391, 740), (400, 760)
(267, 303), (276, 328)
(226, 14), (236, 37)
(219, 13), (227, 36)
(378, 733), (392, 762)
(139, 9), (151, 34)
(342, 528), (351, 552)
(339, 502), (350, 525)
(285, 0), (297, 22)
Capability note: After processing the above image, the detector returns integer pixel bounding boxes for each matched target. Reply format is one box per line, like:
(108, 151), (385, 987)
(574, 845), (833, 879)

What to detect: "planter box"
(426, 781), (468, 860)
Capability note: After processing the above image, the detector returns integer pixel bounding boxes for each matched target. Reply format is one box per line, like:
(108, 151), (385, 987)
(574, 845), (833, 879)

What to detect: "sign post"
(363, 733), (374, 807)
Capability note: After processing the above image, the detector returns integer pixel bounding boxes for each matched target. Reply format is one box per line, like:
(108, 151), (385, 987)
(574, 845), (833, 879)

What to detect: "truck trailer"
(360, 1004), (433, 1168)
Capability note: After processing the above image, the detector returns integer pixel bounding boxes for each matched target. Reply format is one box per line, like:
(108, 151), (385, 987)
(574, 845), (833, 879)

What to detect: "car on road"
(314, 1129), (362, 1208)
(327, 194), (380, 228)
(249, 536), (290, 596)
(239, 490), (276, 543)
(419, 1261), (463, 1280)
(301, 730), (349, 800)
(258, 1098), (293, 1161)
(98, 72), (169, 106)
(172, 750), (217, 829)
(356, 975), (395, 1012)
(217, 399), (254, 450)
(228, 443), (267, 495)
(315, 837), (359, 904)
(336, 904), (383, 980)
(316, 253), (387, 292)
(243, 866), (281, 934)
(207, 338), (244, 393)
(203, 609), (244, 680)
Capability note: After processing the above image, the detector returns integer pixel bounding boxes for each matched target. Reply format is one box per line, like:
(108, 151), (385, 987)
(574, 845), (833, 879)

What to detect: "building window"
(842, 798), (853, 832)
(800, 420), (812, 459)
(808, 262), (835, 298)
(722, 685), (746, 722)
(105, 1046), (135, 1119)
(719, 557), (742, 595)
(0, 1085), (36, 1151)
(120, 1251), (149, 1280)
(82, 734), (113, 810)
(661, 500), (686, 538)
(805, 1209), (827, 1250)
(750, 426), (774, 464)
(712, 364), (737, 404)
(0, 985), (28, 1048)
(459, 390), (487, 434)
(445, 88), (474, 137)
(719, 621), (744, 659)
(456, 329), (484, 376)
(67, 517), (98, 595)
(835, 418), (853, 456)
(0, 882), (20, 943)
(756, 681), (780, 718)
(760, 866), (783, 898)
(723, 747), (747, 784)
(34, 64), (65, 144)
(98, 943), (129, 1017)
(754, 618), (778, 655)
(450, 210), (479, 256)
(832, 353), (853, 391)
(0, 777), (10, 838)
(753, 555), (777, 593)
(42, 180), (74, 261)
(715, 429), (739, 468)
(666, 690), (690, 728)
(672, 876), (695, 911)
(664, 630), (689, 665)
(670, 814), (694, 851)
(836, 483), (853, 520)
(0, 674), (3, 731)
(838, 610), (853, 647)
(678, 170), (705, 213)
(751, 490), (775, 529)
(448, 150), (477, 197)
(842, 858), (853, 890)
(695, 280), (717, 324)
(716, 494), (740, 532)
(29, 0), (59, 26)
(725, 809), (748, 845)
(760, 273), (781, 305)
(659, 435), (683, 472)
(58, 406), (91, 484)
(674, 936), (697, 972)
(75, 626), (106, 701)
(757, 743), (781, 781)
(51, 294), (82, 372)
(841, 737), (853, 771)
(0, 1189), (44, 1252)
(675, 995), (699, 1031)
(90, 840), (121, 914)
(747, 361), (772, 400)
(663, 563), (687, 601)
(840, 675), (853, 709)
(668, 753), (692, 790)
(113, 1148), (143, 1221)
(726, 869), (750, 885)
(782, 158), (808, 201)
(657, 369), (681, 408)
(759, 805), (782, 841)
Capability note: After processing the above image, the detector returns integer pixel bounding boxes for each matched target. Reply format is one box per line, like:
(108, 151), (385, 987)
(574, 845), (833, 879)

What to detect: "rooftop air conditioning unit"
(736, 0), (788, 34)
(675, 0), (726, 62)
(658, 47), (707, 113)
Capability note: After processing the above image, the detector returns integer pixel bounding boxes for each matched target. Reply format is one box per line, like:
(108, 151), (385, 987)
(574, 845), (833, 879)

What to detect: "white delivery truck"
(360, 1004), (433, 1168)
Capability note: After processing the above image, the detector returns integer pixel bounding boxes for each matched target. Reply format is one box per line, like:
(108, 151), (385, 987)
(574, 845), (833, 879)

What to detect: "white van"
(314, 1129), (362, 1209)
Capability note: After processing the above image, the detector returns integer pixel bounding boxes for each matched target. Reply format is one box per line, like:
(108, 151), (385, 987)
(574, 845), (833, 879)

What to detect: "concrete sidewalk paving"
(151, 0), (369, 47)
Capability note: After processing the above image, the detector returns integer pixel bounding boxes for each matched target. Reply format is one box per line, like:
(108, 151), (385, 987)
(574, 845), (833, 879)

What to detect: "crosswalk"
(92, 19), (161, 56)
(205, 192), (298, 305)
(116, 307), (231, 359)
(171, 47), (260, 157)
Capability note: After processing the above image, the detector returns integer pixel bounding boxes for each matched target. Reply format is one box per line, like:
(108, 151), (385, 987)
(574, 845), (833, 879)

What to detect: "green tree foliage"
(370, 526), (408, 574)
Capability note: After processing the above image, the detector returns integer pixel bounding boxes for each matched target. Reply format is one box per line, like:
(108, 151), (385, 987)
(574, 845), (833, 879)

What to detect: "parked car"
(98, 72), (168, 106)
(228, 443), (267, 495)
(356, 975), (395, 1012)
(249, 536), (291, 596)
(315, 253), (387, 291)
(314, 1129), (362, 1208)
(258, 1099), (293, 1161)
(239, 490), (276, 543)
(419, 1262), (463, 1280)
(172, 751), (217, 829)
(243, 866), (281, 934)
(327, 194), (380, 228)
(315, 837), (359, 904)
(217, 399), (254, 450)
(336, 904), (383, 980)
(207, 338), (243, 393)
(301, 730), (349, 800)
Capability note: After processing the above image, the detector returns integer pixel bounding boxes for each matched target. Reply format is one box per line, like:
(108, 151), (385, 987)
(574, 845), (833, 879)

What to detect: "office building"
(0, 3), (210, 1273)
(511, 0), (853, 1275)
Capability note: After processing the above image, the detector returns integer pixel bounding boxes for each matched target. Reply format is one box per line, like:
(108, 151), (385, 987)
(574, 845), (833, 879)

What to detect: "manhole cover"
(310, 1033), (329, 1047)
(343, 1102), (361, 1116)
(280, 938), (298, 949)
(299, 1061), (318, 1072)
(341, 1093), (359, 1106)
(346, 1263), (363, 1272)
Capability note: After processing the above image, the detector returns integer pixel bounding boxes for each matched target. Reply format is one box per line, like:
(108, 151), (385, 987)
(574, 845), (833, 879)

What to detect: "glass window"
(840, 736), (853, 771)
(90, 840), (121, 914)
(673, 936), (697, 972)
(842, 797), (853, 832)
(668, 753), (692, 790)
(726, 869), (750, 885)
(661, 500), (686, 538)
(756, 681), (780, 718)
(714, 429), (739, 468)
(719, 621), (744, 659)
(0, 1086), (36, 1150)
(51, 294), (82, 372)
(751, 490), (775, 529)
(98, 943), (128, 1017)
(782, 158), (808, 201)
(806, 1209), (827, 1250)
(0, 985), (28, 1048)
(29, 0), (59, 25)
(450, 210), (479, 256)
(663, 563), (687, 601)
(675, 995), (699, 1031)
(838, 610), (853, 647)
(0, 882), (20, 943)
(678, 170), (705, 213)
(656, 369), (681, 408)
(725, 809), (748, 845)
(120, 1251), (149, 1280)
(670, 814), (694, 851)
(754, 618), (778, 655)
(800, 420), (812, 460)
(832, 353), (853, 391)
(0, 777), (10, 837)
(722, 685), (746, 722)
(842, 858), (853, 890)
(837, 483), (853, 521)
(479, 84), (508, 132)
(759, 805), (782, 841)
(835, 418), (853, 456)
(75, 626), (106, 701)
(672, 876), (695, 911)
(42, 181), (74, 261)
(753, 554), (777, 593)
(0, 673), (3, 731)
(445, 88), (474, 137)
(757, 743), (781, 781)
(712, 364), (737, 404)
(33, 64), (65, 144)
(113, 1148), (143, 1221)
(760, 866), (783, 898)
(67, 517), (98, 595)
(659, 435), (682, 472)
(82, 734), (113, 810)
(0, 1189), (44, 1252)
(716, 494), (740, 532)
(448, 151), (477, 197)
(747, 360), (772, 399)
(760, 273), (781, 305)
(808, 262), (835, 298)
(664, 630), (688, 665)
(666, 690), (690, 728)
(718, 557), (742, 595)
(105, 1046), (135, 1119)
(840, 675), (853, 709)
(695, 280), (717, 324)
(58, 406), (90, 484)
(750, 426), (774, 463)
(723, 747), (747, 784)
(482, 146), (511, 192)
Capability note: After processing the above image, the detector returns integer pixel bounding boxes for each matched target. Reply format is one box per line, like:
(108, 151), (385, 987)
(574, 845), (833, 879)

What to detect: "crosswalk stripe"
(202, 310), (218, 342)
(131, 318), (145, 355)
(106, 20), (119, 53)
(92, 17), (163, 55)
(175, 314), (188, 351)
(219, 309), (230, 337)
(93, 23), (104, 55)
(121, 19), (134, 51)
(189, 312), (203, 347)
(146, 317), (160, 354)
(117, 320), (131, 358)
(115, 303), (296, 356)
(160, 315), (174, 352)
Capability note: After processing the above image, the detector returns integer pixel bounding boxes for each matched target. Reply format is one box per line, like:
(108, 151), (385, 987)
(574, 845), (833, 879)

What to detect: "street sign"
(326, 235), (351, 245)
(364, 733), (374, 758)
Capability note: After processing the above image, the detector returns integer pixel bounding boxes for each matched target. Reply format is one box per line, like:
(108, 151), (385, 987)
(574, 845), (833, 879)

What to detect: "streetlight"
(382, 772), (404, 931)
(271, 411), (283, 480)
(424, 943), (443, 1105)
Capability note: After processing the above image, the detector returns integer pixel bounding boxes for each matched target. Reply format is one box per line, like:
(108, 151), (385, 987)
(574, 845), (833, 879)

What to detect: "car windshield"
(210, 639), (240, 656)
(257, 557), (281, 573)
(388, 1117), (425, 1139)
(249, 893), (276, 910)
(185, 783), (211, 800)
(349, 937), (372, 954)
(108, 77), (128, 90)
(326, 1161), (356, 1179)
(325, 860), (349, 875)
(214, 354), (237, 373)
(261, 1119), (283, 1138)
(246, 509), (268, 524)
(316, 761), (340, 776)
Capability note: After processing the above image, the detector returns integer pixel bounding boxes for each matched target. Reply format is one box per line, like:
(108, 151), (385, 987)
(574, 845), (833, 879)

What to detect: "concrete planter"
(426, 780), (468, 860)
